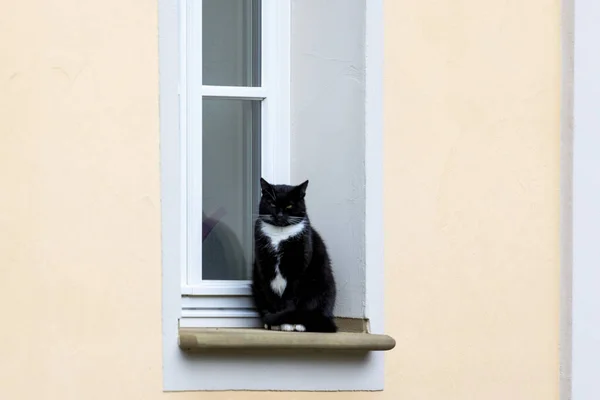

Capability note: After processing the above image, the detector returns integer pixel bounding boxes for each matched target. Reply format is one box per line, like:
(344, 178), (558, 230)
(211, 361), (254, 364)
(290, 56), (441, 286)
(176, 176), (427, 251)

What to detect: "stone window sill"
(178, 325), (396, 352)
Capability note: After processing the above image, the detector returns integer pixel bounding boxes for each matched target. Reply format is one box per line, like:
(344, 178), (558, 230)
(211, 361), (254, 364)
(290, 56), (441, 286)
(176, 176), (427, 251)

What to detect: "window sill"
(178, 327), (396, 352)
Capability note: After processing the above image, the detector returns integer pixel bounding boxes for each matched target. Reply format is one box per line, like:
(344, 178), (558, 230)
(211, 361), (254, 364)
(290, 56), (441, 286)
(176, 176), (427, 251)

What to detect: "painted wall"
(0, 1), (560, 400)
(291, 0), (366, 318)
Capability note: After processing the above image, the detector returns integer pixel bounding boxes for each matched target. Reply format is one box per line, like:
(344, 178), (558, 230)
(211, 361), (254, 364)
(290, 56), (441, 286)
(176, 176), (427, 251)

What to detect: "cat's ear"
(260, 177), (272, 191)
(260, 178), (276, 200)
(295, 180), (309, 198)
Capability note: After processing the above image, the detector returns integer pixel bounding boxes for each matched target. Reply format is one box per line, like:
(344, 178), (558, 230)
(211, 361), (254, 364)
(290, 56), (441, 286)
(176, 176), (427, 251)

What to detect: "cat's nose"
(277, 210), (283, 217)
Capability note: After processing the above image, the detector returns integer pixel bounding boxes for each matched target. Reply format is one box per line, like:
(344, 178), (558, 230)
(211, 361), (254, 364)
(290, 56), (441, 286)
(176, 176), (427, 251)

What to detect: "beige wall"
(0, 0), (561, 399)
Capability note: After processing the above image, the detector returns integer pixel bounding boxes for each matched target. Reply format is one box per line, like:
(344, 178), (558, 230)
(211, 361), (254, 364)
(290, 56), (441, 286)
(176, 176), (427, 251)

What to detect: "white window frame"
(159, 0), (386, 391)
(178, 0), (291, 329)
(572, 0), (600, 398)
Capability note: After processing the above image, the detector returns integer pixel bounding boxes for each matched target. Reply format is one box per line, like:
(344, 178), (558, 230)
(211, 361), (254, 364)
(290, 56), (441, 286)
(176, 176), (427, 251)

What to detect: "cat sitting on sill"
(251, 178), (337, 333)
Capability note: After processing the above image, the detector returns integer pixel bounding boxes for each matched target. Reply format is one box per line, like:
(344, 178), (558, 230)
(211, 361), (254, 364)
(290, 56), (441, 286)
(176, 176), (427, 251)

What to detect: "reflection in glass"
(202, 99), (261, 280)
(203, 0), (261, 87)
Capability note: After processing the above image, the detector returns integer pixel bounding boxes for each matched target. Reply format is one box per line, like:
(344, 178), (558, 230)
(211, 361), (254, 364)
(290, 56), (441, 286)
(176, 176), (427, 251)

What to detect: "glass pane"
(203, 0), (261, 87)
(202, 99), (261, 280)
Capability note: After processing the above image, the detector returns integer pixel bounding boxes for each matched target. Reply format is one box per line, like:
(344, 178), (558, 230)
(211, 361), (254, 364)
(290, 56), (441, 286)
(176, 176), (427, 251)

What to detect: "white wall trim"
(572, 0), (600, 398)
(560, 0), (574, 398)
(363, 0), (386, 389)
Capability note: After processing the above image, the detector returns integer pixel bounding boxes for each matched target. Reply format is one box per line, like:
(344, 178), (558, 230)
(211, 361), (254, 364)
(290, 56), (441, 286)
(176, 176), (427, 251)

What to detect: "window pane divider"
(201, 85), (267, 100)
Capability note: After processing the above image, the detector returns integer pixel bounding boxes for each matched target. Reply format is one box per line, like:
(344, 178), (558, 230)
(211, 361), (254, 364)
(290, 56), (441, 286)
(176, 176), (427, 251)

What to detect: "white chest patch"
(270, 268), (287, 296)
(260, 220), (306, 250)
(261, 220), (306, 297)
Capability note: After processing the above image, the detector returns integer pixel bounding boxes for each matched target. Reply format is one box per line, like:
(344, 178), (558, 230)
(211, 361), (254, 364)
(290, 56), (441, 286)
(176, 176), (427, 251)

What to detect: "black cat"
(251, 178), (337, 333)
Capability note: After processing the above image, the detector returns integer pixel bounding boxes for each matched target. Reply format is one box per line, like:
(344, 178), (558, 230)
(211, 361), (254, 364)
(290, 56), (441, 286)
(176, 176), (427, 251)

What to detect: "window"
(179, 0), (290, 328)
(160, 0), (388, 391)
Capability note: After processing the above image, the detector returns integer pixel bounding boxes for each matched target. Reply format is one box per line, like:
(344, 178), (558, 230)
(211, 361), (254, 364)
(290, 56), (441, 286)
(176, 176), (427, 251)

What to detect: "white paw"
(294, 324), (306, 332)
(280, 324), (294, 332)
(263, 324), (269, 330)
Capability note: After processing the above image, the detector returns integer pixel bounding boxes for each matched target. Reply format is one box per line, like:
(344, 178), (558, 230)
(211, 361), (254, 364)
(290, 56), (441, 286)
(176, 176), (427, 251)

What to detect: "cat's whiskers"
(253, 214), (273, 221)
(253, 213), (307, 226)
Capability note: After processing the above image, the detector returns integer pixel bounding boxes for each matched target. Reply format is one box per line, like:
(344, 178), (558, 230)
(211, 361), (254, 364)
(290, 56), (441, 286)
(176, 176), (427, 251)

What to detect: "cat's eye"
(270, 202), (276, 207)
(286, 205), (293, 209)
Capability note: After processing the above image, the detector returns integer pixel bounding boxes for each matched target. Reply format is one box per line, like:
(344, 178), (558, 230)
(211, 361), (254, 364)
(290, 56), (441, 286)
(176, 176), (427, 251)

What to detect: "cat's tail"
(264, 310), (338, 333)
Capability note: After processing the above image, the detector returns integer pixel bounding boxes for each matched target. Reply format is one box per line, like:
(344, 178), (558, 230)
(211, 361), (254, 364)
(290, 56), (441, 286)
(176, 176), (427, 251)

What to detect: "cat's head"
(258, 178), (309, 227)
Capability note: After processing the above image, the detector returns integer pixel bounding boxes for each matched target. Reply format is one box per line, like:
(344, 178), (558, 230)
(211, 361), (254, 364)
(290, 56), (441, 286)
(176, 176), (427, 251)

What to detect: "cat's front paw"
(279, 324), (306, 332)
(265, 324), (283, 331)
